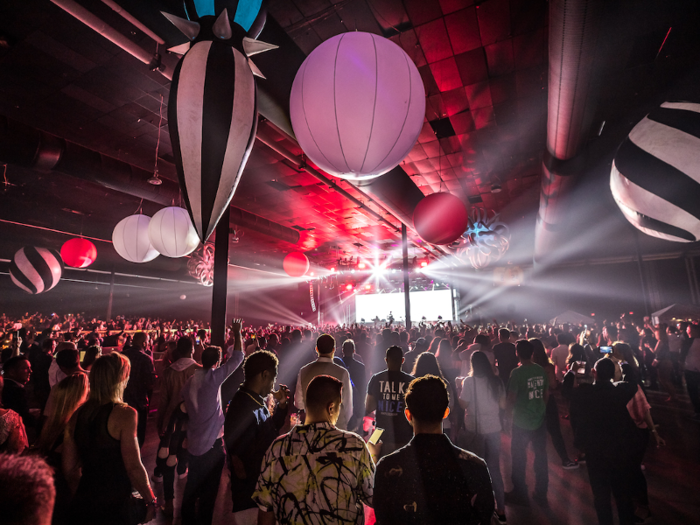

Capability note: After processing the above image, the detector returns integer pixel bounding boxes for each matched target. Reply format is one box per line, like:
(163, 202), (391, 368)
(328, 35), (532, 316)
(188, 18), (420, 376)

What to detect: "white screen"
(355, 290), (453, 322)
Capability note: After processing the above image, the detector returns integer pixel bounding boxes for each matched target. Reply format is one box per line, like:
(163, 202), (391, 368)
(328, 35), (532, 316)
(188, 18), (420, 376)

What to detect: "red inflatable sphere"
(413, 193), (468, 245)
(61, 238), (97, 268)
(283, 252), (309, 277)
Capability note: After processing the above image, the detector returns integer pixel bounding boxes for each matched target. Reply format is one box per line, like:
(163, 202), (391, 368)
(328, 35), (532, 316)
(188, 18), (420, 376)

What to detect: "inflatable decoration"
(283, 252), (309, 277)
(459, 209), (510, 270)
(611, 101), (700, 242)
(290, 32), (425, 180)
(10, 246), (63, 294)
(60, 238), (97, 268)
(187, 242), (217, 286)
(163, 1), (275, 243)
(148, 207), (200, 258)
(112, 215), (159, 263)
(413, 193), (468, 245)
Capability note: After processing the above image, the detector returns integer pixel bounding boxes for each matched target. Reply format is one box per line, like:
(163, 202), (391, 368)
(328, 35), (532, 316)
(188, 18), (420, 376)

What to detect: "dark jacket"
(224, 386), (288, 511)
(562, 372), (638, 459)
(374, 434), (494, 525)
(122, 347), (156, 411)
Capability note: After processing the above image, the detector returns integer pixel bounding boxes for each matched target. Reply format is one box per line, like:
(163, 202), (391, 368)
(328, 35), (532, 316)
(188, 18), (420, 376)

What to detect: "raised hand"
(232, 318), (243, 334)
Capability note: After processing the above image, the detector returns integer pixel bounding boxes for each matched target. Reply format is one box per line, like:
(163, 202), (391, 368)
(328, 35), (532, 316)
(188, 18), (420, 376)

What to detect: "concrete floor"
(141, 385), (700, 525)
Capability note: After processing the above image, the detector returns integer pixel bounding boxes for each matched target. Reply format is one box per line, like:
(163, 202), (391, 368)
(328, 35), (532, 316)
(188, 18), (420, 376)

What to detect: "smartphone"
(251, 334), (256, 339)
(600, 346), (613, 354)
(369, 428), (384, 445)
(575, 361), (587, 375)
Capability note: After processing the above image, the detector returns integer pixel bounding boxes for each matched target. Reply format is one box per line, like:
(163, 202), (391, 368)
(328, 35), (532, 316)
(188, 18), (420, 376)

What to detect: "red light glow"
(358, 262), (366, 269)
(420, 261), (428, 268)
(346, 284), (353, 290)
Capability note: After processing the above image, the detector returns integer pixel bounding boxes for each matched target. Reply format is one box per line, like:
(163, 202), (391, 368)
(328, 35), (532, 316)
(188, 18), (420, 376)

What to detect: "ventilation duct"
(0, 116), (300, 245)
(534, 0), (604, 262)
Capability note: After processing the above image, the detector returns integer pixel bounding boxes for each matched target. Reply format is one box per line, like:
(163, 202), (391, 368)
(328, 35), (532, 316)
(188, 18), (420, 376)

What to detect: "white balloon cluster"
(457, 209), (511, 270)
(112, 207), (199, 263)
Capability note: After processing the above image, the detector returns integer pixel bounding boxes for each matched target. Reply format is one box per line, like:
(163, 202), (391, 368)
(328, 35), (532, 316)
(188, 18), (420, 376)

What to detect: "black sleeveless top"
(69, 402), (132, 524)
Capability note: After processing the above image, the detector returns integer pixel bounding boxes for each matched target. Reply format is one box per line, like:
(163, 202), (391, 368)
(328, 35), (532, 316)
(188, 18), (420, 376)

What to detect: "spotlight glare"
(358, 262), (366, 269)
(346, 283), (353, 290)
(420, 261), (428, 268)
(330, 267), (336, 273)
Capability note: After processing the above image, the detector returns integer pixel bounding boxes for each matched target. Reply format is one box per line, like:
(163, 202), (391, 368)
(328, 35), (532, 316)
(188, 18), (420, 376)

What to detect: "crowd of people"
(1, 310), (698, 525)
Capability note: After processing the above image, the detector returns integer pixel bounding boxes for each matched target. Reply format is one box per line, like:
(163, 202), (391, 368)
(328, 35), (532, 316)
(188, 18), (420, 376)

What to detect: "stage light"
(629, 311), (634, 315)
(309, 272), (315, 277)
(591, 313), (595, 316)
(346, 283), (354, 290)
(365, 284), (371, 290)
(420, 260), (428, 268)
(330, 267), (336, 273)
(358, 262), (366, 269)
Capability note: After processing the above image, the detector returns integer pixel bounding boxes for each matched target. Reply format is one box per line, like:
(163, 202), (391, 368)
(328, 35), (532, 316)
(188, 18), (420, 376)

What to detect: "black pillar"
(402, 224), (411, 328)
(106, 267), (115, 321)
(211, 207), (231, 347)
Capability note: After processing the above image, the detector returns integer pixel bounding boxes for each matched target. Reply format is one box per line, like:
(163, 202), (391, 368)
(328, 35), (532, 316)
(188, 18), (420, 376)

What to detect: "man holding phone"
(225, 350), (289, 525)
(366, 346), (415, 457)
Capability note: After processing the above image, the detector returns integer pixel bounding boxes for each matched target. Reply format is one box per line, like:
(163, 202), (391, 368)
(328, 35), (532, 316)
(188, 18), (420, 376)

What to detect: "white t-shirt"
(550, 344), (569, 381)
(460, 376), (502, 435)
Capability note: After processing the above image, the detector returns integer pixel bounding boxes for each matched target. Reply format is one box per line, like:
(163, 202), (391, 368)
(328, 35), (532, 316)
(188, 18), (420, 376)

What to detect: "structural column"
(211, 207), (230, 347)
(402, 224), (411, 328)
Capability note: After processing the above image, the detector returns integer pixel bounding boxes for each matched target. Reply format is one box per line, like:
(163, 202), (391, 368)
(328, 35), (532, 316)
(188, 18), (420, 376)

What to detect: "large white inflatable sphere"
(148, 206), (200, 258)
(290, 32), (425, 181)
(611, 101), (700, 242)
(112, 214), (159, 263)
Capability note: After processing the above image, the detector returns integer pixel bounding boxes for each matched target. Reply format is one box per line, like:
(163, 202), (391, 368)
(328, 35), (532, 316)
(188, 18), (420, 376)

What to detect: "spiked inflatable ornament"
(163, 4), (277, 242)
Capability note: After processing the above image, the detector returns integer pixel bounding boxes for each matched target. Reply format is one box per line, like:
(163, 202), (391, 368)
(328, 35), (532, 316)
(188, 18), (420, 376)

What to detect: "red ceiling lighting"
(346, 283), (354, 291)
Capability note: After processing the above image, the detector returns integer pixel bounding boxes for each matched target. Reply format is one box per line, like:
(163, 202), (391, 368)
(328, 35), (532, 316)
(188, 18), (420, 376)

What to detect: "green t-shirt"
(508, 362), (548, 430)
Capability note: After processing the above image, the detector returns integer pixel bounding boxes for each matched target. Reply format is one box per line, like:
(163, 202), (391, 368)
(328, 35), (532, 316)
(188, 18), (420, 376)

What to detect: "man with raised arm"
(180, 319), (245, 525)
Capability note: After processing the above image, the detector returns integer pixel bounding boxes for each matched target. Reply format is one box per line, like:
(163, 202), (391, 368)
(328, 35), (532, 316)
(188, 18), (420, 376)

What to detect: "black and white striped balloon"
(9, 246), (63, 294)
(611, 101), (700, 242)
(169, 39), (257, 243)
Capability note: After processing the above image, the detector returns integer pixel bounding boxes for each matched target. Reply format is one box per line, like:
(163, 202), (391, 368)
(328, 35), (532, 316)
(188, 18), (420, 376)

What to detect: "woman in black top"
(63, 353), (156, 524)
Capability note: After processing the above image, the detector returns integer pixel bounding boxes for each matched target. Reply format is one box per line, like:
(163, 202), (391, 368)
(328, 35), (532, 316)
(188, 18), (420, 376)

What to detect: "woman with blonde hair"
(37, 373), (89, 457)
(36, 373), (89, 525)
(63, 353), (156, 524)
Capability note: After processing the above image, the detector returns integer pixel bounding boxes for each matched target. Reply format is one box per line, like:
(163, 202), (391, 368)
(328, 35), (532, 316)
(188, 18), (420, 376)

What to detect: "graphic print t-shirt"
(508, 363), (548, 430)
(367, 370), (415, 445)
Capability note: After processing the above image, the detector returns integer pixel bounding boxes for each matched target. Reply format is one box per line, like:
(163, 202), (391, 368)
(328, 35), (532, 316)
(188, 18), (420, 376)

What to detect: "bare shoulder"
(111, 403), (137, 422)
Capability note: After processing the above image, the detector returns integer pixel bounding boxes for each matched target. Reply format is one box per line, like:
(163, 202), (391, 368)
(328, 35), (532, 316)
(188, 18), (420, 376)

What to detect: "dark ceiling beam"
(0, 116), (300, 245)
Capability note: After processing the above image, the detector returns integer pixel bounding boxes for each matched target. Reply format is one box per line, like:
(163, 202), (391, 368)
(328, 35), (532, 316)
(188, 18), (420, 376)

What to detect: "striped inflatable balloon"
(169, 39), (257, 243)
(611, 101), (700, 242)
(9, 246), (63, 294)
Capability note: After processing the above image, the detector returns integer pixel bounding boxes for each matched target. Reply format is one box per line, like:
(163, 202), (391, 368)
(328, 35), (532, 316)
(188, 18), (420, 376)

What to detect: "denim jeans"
(181, 438), (225, 525)
(511, 422), (548, 496)
(483, 432), (505, 510)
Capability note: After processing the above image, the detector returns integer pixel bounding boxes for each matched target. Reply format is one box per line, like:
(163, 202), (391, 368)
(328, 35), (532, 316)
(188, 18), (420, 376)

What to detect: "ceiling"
(1, 0), (700, 281)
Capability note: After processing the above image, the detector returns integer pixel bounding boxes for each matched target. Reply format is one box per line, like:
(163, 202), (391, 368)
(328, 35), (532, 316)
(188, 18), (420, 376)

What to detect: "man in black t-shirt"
(366, 346), (414, 457)
(492, 329), (519, 386)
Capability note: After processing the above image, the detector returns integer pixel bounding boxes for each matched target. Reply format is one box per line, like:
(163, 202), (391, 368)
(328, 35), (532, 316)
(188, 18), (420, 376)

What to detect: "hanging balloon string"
(133, 197), (144, 215)
(153, 94), (164, 181)
(1, 164), (8, 192)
